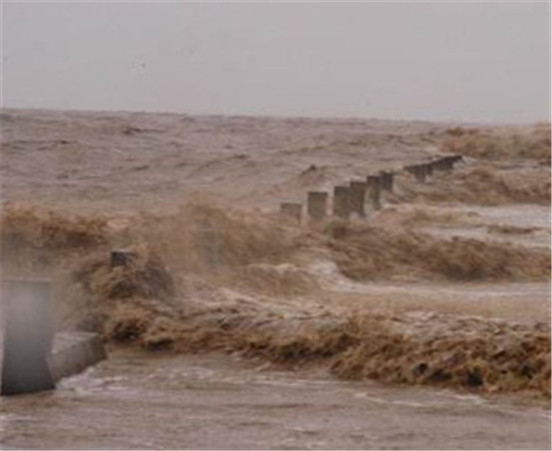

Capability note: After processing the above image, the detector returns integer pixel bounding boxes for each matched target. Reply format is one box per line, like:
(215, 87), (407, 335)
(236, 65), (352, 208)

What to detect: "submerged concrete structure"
(332, 186), (350, 219)
(307, 191), (328, 222)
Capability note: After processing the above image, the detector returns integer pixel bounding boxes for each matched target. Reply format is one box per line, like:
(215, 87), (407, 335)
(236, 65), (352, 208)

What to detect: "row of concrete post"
(280, 170), (392, 223)
(403, 155), (463, 184)
(280, 154), (462, 224)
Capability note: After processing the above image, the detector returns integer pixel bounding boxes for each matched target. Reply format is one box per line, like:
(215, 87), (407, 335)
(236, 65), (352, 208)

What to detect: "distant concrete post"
(405, 165), (427, 183)
(379, 171), (394, 192)
(1, 279), (56, 395)
(349, 181), (367, 218)
(418, 165), (428, 182)
(425, 162), (434, 178)
(280, 202), (302, 224)
(307, 191), (328, 222)
(332, 186), (350, 219)
(110, 249), (136, 268)
(366, 175), (382, 210)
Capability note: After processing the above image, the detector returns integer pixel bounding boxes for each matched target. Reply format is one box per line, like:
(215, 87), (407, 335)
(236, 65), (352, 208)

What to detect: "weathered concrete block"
(349, 181), (367, 218)
(366, 175), (382, 210)
(1, 279), (55, 395)
(49, 332), (106, 382)
(280, 202), (302, 224)
(332, 186), (350, 219)
(307, 191), (328, 222)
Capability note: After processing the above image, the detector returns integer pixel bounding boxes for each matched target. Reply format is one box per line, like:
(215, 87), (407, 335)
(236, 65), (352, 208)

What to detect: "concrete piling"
(379, 171), (394, 192)
(1, 279), (56, 395)
(425, 162), (434, 178)
(307, 191), (328, 222)
(405, 164), (427, 183)
(280, 202), (302, 224)
(349, 181), (367, 218)
(366, 175), (382, 210)
(332, 186), (350, 219)
(110, 249), (135, 268)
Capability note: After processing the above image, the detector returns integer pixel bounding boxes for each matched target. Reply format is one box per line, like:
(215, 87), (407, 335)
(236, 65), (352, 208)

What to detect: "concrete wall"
(49, 332), (107, 383)
(1, 279), (107, 396)
(1, 279), (56, 395)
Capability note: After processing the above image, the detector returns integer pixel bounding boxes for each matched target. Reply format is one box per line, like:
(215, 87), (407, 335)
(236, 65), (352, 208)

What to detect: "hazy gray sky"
(2, 1), (550, 123)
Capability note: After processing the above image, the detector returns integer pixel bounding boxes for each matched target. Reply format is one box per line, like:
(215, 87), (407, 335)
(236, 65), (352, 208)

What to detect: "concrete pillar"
(280, 202), (302, 224)
(438, 157), (455, 171)
(307, 191), (328, 222)
(332, 186), (350, 220)
(366, 175), (382, 210)
(349, 181), (367, 218)
(405, 164), (427, 183)
(379, 171), (394, 192)
(425, 162), (434, 178)
(1, 279), (56, 395)
(110, 249), (135, 268)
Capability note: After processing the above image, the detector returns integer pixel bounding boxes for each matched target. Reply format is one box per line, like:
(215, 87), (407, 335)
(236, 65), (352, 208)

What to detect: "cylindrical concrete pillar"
(332, 186), (350, 219)
(366, 175), (382, 210)
(280, 202), (302, 224)
(349, 181), (367, 218)
(307, 191), (328, 222)
(1, 279), (56, 395)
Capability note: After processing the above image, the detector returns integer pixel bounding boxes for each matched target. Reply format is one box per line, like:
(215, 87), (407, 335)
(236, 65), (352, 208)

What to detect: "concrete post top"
(2, 278), (52, 287)
(308, 191), (328, 197)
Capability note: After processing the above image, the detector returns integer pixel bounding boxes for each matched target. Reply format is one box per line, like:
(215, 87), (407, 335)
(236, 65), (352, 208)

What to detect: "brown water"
(1, 110), (550, 449)
(1, 350), (550, 450)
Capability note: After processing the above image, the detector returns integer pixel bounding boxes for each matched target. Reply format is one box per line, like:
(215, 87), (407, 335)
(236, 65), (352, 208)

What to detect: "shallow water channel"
(1, 350), (550, 450)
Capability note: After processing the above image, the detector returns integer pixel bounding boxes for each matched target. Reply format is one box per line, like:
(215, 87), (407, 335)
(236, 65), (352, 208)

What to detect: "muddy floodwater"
(1, 350), (550, 450)
(1, 110), (550, 449)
